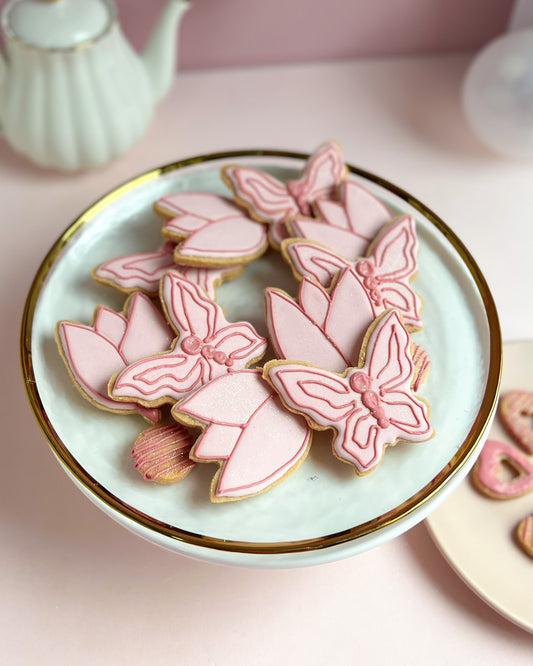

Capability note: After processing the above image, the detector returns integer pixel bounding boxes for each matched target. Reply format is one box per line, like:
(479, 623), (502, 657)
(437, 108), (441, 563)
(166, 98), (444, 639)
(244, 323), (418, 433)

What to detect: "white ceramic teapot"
(0, 0), (190, 170)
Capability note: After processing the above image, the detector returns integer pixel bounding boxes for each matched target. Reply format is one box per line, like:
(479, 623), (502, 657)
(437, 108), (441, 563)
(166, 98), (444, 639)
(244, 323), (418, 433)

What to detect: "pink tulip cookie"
(283, 214), (423, 330)
(172, 370), (312, 501)
(132, 423), (196, 483)
(265, 267), (375, 372)
(265, 310), (433, 475)
(500, 390), (533, 454)
(110, 271), (268, 407)
(288, 180), (393, 259)
(222, 141), (347, 248)
(93, 240), (244, 299)
(472, 438), (533, 499)
(155, 192), (268, 267)
(56, 292), (174, 423)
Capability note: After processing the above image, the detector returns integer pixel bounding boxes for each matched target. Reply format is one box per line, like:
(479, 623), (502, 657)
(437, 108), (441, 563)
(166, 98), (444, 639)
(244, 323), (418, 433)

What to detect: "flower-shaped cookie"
(173, 370), (311, 501)
(265, 267), (374, 372)
(155, 192), (268, 267)
(110, 271), (268, 406)
(56, 292), (174, 422)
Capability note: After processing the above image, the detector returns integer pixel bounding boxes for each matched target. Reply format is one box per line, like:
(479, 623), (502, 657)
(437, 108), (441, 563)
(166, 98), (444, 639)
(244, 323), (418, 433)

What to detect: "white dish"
(21, 150), (501, 567)
(426, 340), (533, 633)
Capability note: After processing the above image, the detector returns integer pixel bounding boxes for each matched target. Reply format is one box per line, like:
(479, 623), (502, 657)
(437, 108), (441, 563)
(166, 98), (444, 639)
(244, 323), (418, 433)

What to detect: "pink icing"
(174, 370), (311, 500)
(315, 180), (392, 241)
(176, 216), (268, 261)
(157, 192), (268, 266)
(223, 166), (298, 225)
(56, 292), (173, 422)
(286, 142), (346, 215)
(289, 217), (370, 260)
(110, 271), (267, 405)
(474, 438), (533, 498)
(284, 239), (351, 286)
(222, 141), (346, 225)
(156, 192), (243, 220)
(285, 215), (422, 329)
(268, 219), (290, 249)
(266, 310), (433, 474)
(132, 423), (196, 482)
(411, 344), (431, 392)
(93, 241), (176, 294)
(265, 267), (375, 372)
(500, 391), (533, 454)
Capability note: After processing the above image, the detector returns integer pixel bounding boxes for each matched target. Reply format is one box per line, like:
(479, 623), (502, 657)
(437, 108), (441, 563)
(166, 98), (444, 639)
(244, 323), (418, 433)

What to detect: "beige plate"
(427, 340), (533, 633)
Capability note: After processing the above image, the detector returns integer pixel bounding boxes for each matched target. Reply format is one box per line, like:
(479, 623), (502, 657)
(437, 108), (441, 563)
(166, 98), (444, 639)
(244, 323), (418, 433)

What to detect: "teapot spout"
(142, 0), (190, 103)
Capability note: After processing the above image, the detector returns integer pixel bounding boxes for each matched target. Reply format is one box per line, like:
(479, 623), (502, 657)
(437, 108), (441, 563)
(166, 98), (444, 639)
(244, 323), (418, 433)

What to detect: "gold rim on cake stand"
(20, 149), (502, 556)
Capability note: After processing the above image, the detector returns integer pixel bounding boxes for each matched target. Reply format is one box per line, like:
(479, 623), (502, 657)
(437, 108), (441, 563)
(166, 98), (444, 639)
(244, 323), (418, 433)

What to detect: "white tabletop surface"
(3, 52), (533, 663)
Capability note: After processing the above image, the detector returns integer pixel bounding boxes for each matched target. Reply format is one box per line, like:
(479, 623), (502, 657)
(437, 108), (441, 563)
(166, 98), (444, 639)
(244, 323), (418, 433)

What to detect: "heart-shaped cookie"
(472, 438), (533, 499)
(500, 390), (533, 454)
(516, 513), (533, 559)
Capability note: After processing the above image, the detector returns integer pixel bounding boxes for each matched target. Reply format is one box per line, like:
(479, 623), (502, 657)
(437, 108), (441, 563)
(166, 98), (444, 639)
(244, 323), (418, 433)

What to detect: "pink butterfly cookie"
(222, 141), (347, 248)
(265, 267), (375, 372)
(284, 215), (422, 330)
(56, 292), (174, 423)
(289, 180), (393, 259)
(173, 370), (311, 501)
(472, 438), (533, 499)
(110, 271), (268, 406)
(93, 240), (243, 300)
(155, 192), (269, 267)
(265, 310), (433, 475)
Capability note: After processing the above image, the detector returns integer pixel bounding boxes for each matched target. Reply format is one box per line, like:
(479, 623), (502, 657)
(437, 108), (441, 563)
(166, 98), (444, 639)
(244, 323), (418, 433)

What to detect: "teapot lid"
(3, 0), (115, 49)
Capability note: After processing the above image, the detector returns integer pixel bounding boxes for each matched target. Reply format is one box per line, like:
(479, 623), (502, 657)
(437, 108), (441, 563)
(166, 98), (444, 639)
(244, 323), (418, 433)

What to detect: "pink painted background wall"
(120, 0), (515, 70)
(1, 0), (515, 70)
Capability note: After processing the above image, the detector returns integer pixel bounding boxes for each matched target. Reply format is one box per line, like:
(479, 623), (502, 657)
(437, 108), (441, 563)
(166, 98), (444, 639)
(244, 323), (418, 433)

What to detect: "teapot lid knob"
(3, 0), (115, 50)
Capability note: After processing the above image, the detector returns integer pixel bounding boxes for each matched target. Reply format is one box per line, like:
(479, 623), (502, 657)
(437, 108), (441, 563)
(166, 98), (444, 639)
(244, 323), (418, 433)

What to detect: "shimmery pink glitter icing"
(285, 215), (422, 329)
(315, 180), (393, 242)
(132, 423), (196, 482)
(289, 180), (393, 261)
(473, 438), (533, 498)
(158, 192), (268, 266)
(222, 142), (346, 226)
(266, 310), (433, 474)
(110, 271), (267, 405)
(174, 370), (311, 500)
(56, 292), (173, 422)
(265, 267), (374, 372)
